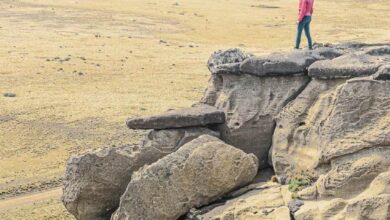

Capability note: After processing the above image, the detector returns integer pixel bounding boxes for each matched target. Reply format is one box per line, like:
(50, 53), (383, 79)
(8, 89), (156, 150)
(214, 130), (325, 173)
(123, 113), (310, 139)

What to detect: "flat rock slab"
(309, 45), (390, 79)
(126, 104), (225, 130)
(239, 48), (342, 76)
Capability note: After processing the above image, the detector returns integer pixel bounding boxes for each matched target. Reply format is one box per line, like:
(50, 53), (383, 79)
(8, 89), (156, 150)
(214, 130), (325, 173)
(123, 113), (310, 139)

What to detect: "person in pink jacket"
(295, 0), (314, 49)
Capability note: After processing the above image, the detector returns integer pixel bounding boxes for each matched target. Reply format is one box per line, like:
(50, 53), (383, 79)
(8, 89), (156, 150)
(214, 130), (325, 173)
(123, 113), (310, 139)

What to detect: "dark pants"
(295, 16), (312, 49)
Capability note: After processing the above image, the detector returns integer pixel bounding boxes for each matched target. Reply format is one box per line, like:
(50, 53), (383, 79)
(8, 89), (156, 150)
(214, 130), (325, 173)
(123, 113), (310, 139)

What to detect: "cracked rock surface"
(111, 135), (258, 220)
(62, 127), (219, 220)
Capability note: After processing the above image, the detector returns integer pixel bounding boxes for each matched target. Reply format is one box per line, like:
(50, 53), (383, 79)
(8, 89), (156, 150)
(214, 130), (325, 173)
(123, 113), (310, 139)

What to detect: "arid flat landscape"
(0, 0), (389, 219)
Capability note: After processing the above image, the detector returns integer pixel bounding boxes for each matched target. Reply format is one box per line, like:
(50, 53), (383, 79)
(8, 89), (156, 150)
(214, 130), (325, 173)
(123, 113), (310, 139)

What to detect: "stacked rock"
(62, 43), (390, 220)
(62, 104), (261, 220)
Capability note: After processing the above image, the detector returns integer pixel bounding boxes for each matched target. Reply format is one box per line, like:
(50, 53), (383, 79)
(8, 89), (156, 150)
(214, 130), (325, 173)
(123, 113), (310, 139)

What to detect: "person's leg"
(303, 16), (313, 49)
(295, 19), (305, 49)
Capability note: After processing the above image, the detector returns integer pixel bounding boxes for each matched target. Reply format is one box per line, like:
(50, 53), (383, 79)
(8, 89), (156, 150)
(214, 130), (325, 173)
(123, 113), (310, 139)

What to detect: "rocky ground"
(0, 0), (389, 219)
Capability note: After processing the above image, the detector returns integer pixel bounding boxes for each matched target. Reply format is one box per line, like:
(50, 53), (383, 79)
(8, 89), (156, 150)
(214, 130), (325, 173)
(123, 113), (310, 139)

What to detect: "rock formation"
(62, 43), (390, 220)
(112, 135), (258, 220)
(62, 128), (219, 219)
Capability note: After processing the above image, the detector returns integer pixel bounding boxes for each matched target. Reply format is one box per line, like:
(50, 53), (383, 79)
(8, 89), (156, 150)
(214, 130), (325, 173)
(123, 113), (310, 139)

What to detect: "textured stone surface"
(207, 48), (253, 74)
(272, 75), (390, 219)
(62, 127), (218, 220)
(126, 104), (225, 130)
(373, 65), (390, 80)
(272, 78), (390, 179)
(142, 127), (219, 154)
(308, 45), (390, 79)
(201, 73), (310, 167)
(288, 200), (304, 213)
(188, 182), (290, 220)
(62, 145), (141, 220)
(316, 147), (390, 199)
(112, 135), (258, 220)
(62, 44), (390, 220)
(295, 172), (390, 220)
(239, 48), (342, 76)
(294, 199), (347, 220)
(340, 171), (390, 220)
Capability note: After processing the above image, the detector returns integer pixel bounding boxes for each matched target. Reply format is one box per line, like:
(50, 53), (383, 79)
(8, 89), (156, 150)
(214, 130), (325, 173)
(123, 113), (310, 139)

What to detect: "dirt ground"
(0, 0), (389, 219)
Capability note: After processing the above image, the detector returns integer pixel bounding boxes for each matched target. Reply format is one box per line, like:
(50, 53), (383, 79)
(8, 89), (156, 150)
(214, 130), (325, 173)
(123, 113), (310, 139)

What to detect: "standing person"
(295, 0), (314, 49)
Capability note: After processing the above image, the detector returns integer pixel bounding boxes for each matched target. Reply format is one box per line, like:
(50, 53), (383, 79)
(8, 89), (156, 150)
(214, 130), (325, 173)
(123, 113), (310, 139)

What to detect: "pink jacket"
(298, 0), (314, 22)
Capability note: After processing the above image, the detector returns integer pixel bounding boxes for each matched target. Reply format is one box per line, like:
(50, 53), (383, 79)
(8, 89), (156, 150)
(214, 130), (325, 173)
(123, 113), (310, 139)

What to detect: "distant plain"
(0, 0), (389, 218)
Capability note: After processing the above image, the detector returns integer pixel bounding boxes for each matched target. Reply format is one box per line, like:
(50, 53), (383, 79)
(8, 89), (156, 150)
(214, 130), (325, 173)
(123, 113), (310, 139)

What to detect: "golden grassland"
(0, 0), (389, 218)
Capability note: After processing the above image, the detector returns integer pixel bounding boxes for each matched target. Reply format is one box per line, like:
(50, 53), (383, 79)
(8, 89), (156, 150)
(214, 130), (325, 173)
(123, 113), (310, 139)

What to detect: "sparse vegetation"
(1, 0), (389, 218)
(288, 178), (311, 192)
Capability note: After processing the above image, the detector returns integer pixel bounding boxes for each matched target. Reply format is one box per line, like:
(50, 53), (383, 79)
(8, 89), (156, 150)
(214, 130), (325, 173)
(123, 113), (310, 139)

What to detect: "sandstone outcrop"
(63, 43), (390, 220)
(202, 73), (310, 167)
(126, 104), (225, 130)
(62, 128), (218, 220)
(112, 135), (258, 220)
(192, 183), (290, 220)
(272, 76), (390, 180)
(295, 171), (390, 220)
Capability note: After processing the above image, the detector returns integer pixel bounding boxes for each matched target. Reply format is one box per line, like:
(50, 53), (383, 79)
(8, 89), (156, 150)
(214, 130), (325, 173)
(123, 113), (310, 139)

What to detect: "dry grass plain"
(0, 0), (389, 219)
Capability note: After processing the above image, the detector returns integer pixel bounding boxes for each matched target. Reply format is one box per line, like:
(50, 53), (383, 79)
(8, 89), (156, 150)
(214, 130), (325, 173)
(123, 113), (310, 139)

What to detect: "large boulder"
(112, 135), (258, 220)
(126, 104), (225, 130)
(239, 48), (342, 76)
(272, 77), (390, 180)
(308, 45), (390, 79)
(202, 72), (310, 167)
(62, 127), (218, 220)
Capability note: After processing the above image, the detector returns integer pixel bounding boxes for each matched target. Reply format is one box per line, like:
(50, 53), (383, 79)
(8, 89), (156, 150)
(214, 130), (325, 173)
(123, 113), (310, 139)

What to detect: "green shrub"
(288, 178), (310, 192)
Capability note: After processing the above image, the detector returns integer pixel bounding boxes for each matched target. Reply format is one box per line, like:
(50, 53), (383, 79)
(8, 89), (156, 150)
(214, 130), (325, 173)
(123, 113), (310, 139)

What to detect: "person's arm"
(298, 0), (307, 22)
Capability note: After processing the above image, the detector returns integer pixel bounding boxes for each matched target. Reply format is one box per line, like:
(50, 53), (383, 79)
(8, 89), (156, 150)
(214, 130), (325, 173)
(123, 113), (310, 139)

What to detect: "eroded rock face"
(201, 185), (288, 220)
(112, 135), (258, 220)
(309, 45), (390, 79)
(272, 77), (390, 179)
(295, 171), (390, 220)
(62, 127), (218, 220)
(187, 181), (292, 220)
(373, 65), (390, 80)
(126, 104), (225, 130)
(316, 147), (390, 199)
(62, 43), (390, 220)
(273, 75), (390, 220)
(202, 73), (310, 167)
